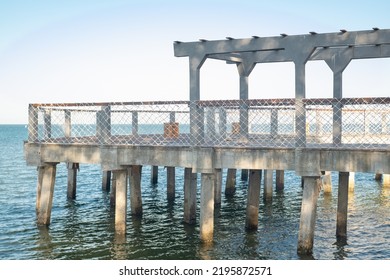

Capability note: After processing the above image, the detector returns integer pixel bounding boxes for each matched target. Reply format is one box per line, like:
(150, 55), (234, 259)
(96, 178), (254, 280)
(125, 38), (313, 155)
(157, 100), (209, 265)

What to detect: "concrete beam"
(174, 29), (390, 58)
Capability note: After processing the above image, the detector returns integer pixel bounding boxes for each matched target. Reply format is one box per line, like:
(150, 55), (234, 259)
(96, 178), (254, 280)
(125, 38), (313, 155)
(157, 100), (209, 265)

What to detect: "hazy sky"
(1, 0), (390, 123)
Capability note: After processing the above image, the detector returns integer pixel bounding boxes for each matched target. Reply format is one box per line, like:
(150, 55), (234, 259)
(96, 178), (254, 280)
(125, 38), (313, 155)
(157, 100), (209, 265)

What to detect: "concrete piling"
(200, 172), (215, 242)
(67, 163), (79, 199)
(110, 172), (117, 207)
(275, 170), (284, 191)
(151, 166), (158, 184)
(214, 169), (222, 206)
(114, 169), (127, 234)
(297, 176), (321, 255)
(129, 165), (143, 216)
(241, 169), (248, 181)
(36, 164), (57, 226)
(245, 170), (262, 230)
(225, 168), (236, 196)
(102, 170), (111, 192)
(263, 169), (273, 201)
(184, 168), (197, 224)
(167, 166), (175, 201)
(336, 172), (349, 239)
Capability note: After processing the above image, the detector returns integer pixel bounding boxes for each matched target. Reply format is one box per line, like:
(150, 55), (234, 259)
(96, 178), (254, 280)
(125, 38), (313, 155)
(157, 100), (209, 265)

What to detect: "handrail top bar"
(30, 97), (390, 109)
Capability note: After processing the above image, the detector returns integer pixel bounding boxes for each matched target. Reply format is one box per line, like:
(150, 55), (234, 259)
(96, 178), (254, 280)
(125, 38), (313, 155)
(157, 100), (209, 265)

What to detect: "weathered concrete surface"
(200, 173), (215, 242)
(36, 164), (57, 225)
(114, 169), (127, 234)
(245, 170), (261, 230)
(25, 143), (390, 174)
(297, 176), (321, 255)
(184, 168), (197, 224)
(336, 172), (349, 238)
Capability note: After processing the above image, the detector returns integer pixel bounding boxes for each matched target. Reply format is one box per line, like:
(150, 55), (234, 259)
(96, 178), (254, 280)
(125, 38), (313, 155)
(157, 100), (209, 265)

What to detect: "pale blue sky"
(0, 0), (390, 123)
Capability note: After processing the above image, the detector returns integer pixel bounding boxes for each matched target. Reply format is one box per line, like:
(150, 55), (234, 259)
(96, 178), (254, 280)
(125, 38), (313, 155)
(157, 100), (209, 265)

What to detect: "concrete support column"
(214, 168), (222, 206)
(225, 168), (236, 196)
(132, 112), (138, 136)
(200, 172), (215, 242)
(189, 56), (205, 145)
(167, 166), (175, 201)
(184, 168), (197, 224)
(263, 169), (273, 201)
(239, 75), (249, 138)
(110, 172), (117, 207)
(151, 166), (158, 184)
(129, 165), (143, 216)
(337, 172), (349, 239)
(333, 72), (343, 145)
(241, 169), (248, 181)
(322, 171), (332, 194)
(245, 169), (262, 230)
(297, 176), (321, 255)
(66, 162), (79, 199)
(114, 169), (127, 235)
(294, 62), (306, 147)
(36, 164), (57, 225)
(275, 170), (284, 191)
(102, 170), (111, 192)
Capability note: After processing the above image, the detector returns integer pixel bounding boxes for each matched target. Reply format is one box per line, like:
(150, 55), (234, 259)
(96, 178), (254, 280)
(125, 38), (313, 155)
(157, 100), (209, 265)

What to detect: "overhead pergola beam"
(208, 44), (390, 64)
(174, 29), (390, 58)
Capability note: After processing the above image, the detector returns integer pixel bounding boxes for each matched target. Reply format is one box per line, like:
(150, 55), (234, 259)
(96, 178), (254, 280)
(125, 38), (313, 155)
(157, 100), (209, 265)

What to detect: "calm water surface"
(0, 125), (389, 260)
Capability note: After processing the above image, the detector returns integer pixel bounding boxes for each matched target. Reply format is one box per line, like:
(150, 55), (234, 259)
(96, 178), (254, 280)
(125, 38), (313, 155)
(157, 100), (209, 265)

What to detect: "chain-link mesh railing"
(27, 98), (390, 149)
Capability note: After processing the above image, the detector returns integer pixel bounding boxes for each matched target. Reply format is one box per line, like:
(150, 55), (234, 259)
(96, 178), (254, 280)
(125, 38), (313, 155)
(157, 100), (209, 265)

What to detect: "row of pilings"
(35, 162), (389, 255)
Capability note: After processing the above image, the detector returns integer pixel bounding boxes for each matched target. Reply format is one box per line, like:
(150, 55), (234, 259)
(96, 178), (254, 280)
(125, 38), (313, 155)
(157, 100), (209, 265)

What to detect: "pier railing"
(27, 97), (390, 149)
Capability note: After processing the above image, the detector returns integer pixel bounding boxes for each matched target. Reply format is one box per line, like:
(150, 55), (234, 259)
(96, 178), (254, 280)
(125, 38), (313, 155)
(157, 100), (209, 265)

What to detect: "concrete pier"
(110, 172), (116, 207)
(102, 170), (111, 192)
(225, 169), (236, 196)
(297, 176), (321, 255)
(67, 162), (79, 199)
(151, 166), (158, 184)
(25, 29), (390, 255)
(263, 169), (273, 201)
(336, 172), (349, 239)
(36, 164), (57, 225)
(167, 166), (175, 201)
(241, 169), (249, 181)
(200, 173), (215, 242)
(129, 165), (143, 217)
(245, 170), (262, 230)
(214, 168), (222, 206)
(114, 169), (127, 234)
(275, 170), (284, 192)
(183, 168), (197, 224)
